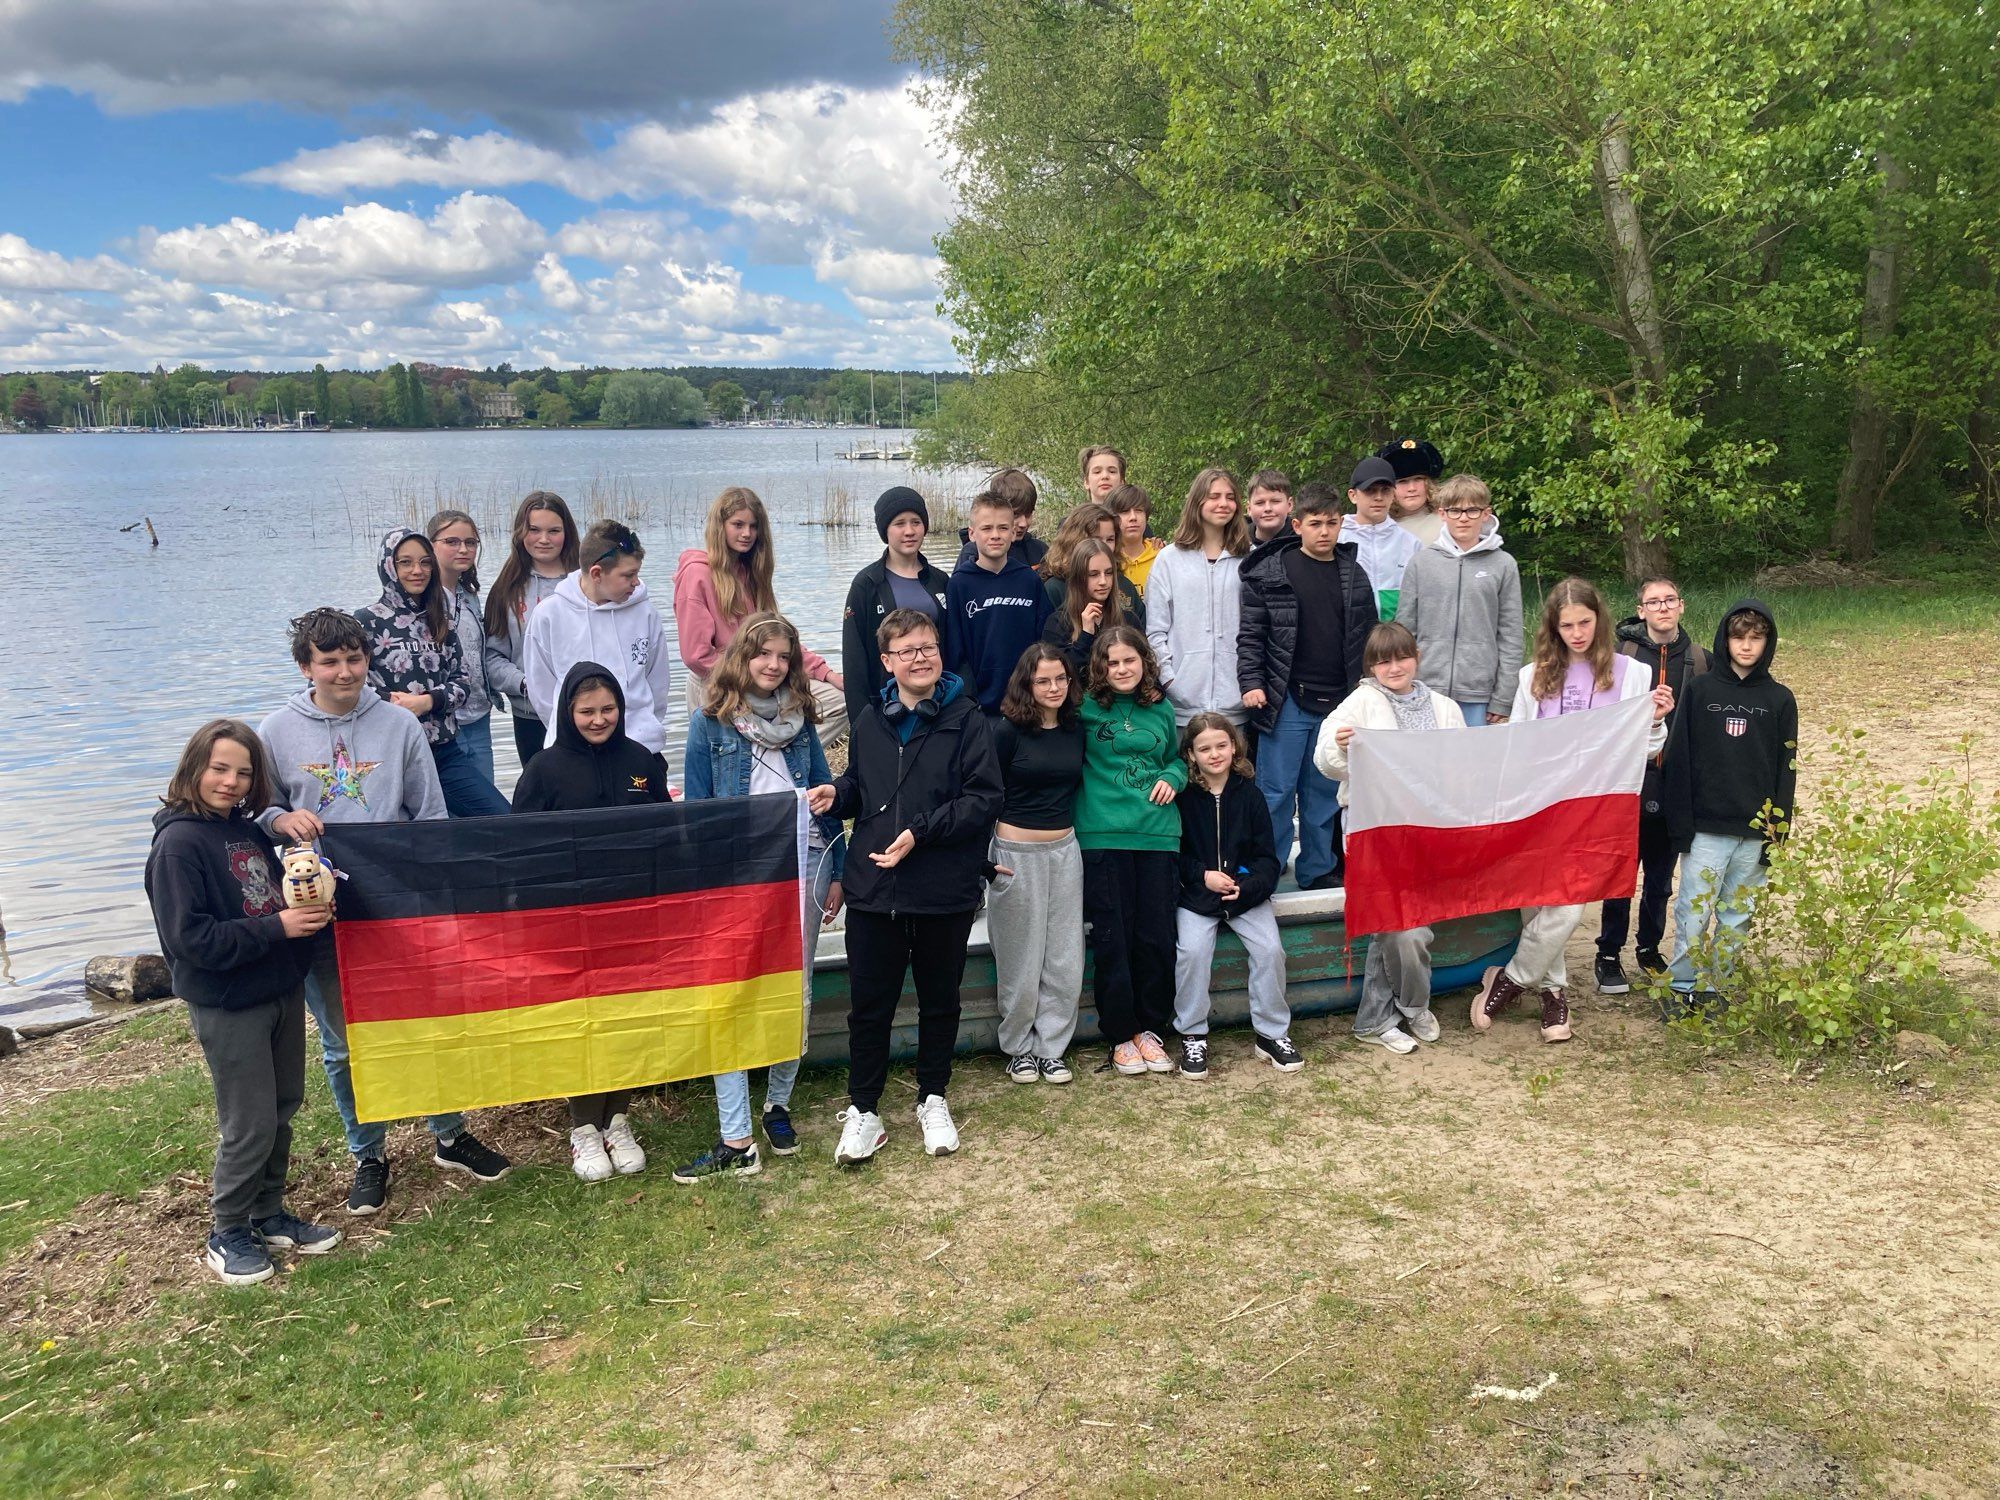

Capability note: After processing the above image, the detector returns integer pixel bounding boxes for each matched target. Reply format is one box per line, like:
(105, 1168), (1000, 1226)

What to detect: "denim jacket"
(682, 712), (845, 880)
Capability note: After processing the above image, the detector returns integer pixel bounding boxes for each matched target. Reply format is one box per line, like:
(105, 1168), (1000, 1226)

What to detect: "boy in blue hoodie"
(258, 608), (513, 1216)
(947, 490), (1053, 713)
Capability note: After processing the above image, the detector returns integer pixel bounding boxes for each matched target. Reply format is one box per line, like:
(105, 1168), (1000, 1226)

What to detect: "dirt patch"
(1752, 557), (1886, 592)
(1549, 1414), (1855, 1496)
(0, 1010), (201, 1122)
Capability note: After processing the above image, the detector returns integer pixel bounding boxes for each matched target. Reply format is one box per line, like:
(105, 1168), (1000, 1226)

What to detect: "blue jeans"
(1455, 700), (1489, 727)
(1669, 833), (1767, 991)
(304, 940), (464, 1160)
(455, 713), (495, 784)
(711, 855), (831, 1141)
(432, 733), (510, 818)
(1255, 696), (1341, 885)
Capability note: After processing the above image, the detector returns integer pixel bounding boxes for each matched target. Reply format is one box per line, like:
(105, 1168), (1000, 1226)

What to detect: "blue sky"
(0, 1), (961, 371)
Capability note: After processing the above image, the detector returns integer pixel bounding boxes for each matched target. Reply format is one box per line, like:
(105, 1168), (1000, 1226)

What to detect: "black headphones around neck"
(881, 694), (942, 725)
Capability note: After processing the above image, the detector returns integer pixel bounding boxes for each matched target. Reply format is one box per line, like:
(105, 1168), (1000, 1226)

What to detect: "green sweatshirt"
(1076, 692), (1188, 851)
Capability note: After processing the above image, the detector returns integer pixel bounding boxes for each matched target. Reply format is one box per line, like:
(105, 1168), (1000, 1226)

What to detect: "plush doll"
(280, 842), (338, 910)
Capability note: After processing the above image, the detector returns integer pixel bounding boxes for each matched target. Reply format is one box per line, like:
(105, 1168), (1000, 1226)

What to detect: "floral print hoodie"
(355, 528), (467, 747)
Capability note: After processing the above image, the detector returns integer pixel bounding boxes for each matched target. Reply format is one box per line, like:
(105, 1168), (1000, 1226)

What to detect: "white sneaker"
(603, 1113), (647, 1175)
(570, 1125), (614, 1183)
(833, 1106), (886, 1165)
(915, 1094), (960, 1157)
(1357, 1026), (1419, 1055)
(1405, 1010), (1442, 1044)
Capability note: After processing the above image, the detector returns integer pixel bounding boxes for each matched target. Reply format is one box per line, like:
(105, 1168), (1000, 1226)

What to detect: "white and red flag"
(1343, 694), (1652, 937)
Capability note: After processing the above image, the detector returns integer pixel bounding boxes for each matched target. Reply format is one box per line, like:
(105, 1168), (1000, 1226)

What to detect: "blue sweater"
(946, 554), (1054, 711)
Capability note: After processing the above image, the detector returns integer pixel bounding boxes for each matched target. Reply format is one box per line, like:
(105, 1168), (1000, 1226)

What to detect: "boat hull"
(802, 890), (1521, 1065)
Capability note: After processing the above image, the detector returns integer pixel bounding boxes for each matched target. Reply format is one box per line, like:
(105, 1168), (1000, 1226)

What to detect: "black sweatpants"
(844, 908), (978, 1113)
(187, 986), (306, 1231)
(1598, 810), (1677, 961)
(1082, 848), (1178, 1047)
(567, 1091), (633, 1130)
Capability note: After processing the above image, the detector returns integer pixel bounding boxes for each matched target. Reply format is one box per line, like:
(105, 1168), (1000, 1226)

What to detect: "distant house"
(476, 391), (523, 423)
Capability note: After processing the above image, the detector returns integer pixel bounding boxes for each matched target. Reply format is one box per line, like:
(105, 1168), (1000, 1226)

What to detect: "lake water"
(0, 427), (956, 1030)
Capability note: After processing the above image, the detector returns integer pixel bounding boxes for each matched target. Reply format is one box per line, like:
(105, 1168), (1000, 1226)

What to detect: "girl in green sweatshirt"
(1076, 625), (1187, 1075)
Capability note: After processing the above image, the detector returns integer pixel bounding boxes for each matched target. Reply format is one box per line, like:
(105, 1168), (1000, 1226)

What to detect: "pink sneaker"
(1136, 1031), (1174, 1073)
(1111, 1041), (1148, 1076)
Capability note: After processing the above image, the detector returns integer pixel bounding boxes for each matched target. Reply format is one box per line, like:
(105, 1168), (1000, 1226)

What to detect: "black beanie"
(874, 485), (929, 540)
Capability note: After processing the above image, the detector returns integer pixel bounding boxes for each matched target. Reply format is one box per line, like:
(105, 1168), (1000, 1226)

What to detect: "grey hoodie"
(256, 685), (447, 833)
(1393, 520), (1523, 717)
(485, 570), (562, 719)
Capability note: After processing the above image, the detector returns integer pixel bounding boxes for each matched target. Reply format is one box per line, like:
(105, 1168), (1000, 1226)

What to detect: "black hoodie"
(1614, 615), (1709, 806)
(144, 806), (310, 1010)
(1176, 772), (1281, 919)
(1661, 598), (1797, 856)
(510, 661), (672, 813)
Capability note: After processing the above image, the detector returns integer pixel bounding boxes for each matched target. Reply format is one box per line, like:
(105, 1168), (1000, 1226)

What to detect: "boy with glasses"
(1393, 474), (1522, 726)
(1595, 577), (1709, 993)
(523, 519), (674, 754)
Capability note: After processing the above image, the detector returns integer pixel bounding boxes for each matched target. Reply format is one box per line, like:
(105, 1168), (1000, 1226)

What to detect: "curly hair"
(1086, 624), (1164, 707)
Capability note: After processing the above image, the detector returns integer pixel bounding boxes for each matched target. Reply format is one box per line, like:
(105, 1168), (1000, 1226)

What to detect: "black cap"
(873, 485), (929, 540)
(1377, 437), (1444, 480)
(1348, 456), (1398, 491)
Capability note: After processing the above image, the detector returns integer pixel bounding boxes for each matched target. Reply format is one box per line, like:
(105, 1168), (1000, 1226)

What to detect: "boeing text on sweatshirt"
(1662, 598), (1797, 855)
(258, 686), (447, 830)
(522, 573), (674, 753)
(946, 553), (1054, 711)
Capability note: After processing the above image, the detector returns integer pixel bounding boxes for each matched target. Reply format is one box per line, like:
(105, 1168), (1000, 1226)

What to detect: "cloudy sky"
(0, 1), (963, 371)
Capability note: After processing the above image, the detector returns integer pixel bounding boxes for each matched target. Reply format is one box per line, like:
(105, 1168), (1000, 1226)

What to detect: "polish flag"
(1343, 693), (1652, 937)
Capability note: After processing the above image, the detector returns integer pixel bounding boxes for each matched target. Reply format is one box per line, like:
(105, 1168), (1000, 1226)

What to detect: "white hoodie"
(522, 573), (674, 752)
(1344, 515), (1421, 614)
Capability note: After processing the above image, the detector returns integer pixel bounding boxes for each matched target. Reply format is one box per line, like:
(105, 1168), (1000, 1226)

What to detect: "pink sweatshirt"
(672, 548), (832, 684)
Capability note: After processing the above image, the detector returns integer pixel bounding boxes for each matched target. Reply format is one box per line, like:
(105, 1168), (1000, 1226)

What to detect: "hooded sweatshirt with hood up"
(1393, 518), (1524, 718)
(510, 661), (672, 813)
(257, 685), (446, 832)
(145, 805), (311, 1010)
(355, 528), (468, 747)
(1662, 598), (1796, 857)
(522, 571), (674, 753)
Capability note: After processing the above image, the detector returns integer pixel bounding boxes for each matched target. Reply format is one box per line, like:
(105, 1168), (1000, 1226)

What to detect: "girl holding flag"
(1472, 579), (1671, 1043)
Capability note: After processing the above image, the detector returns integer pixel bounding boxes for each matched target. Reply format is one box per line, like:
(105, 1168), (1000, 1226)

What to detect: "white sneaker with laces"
(915, 1094), (960, 1157)
(603, 1113), (647, 1174)
(1405, 1009), (1442, 1044)
(1357, 1026), (1419, 1055)
(833, 1106), (887, 1165)
(570, 1125), (614, 1183)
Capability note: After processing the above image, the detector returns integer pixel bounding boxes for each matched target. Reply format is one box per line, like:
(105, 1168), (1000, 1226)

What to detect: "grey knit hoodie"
(255, 686), (447, 832)
(1392, 520), (1523, 718)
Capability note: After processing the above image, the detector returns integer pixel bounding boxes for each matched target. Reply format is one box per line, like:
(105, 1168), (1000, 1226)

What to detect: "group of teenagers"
(144, 439), (1799, 1287)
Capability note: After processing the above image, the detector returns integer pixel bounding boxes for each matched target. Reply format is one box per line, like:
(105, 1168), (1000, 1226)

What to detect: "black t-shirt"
(1283, 547), (1348, 705)
(991, 716), (1085, 830)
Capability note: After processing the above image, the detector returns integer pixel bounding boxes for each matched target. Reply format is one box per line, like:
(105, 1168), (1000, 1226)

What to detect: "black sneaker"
(1006, 1054), (1041, 1085)
(433, 1132), (512, 1183)
(1179, 1037), (1209, 1079)
(1635, 949), (1668, 977)
(1593, 954), (1630, 995)
(1255, 1034), (1305, 1072)
(671, 1140), (762, 1184)
(346, 1156), (390, 1216)
(205, 1226), (275, 1286)
(1301, 872), (1342, 892)
(252, 1209), (343, 1255)
(760, 1105), (800, 1157)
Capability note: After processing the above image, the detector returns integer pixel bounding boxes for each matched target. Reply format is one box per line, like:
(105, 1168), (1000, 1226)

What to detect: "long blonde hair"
(703, 611), (820, 728)
(1171, 466), (1249, 555)
(704, 487), (776, 625)
(1530, 577), (1614, 701)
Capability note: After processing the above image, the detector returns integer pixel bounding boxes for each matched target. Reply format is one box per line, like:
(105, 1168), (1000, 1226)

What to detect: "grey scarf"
(1381, 679), (1438, 733)
(733, 688), (805, 750)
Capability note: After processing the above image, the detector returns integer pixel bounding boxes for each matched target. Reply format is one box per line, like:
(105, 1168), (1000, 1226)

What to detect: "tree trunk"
(1595, 118), (1673, 580)
(1970, 379), (2000, 526)
(1834, 13), (1909, 563)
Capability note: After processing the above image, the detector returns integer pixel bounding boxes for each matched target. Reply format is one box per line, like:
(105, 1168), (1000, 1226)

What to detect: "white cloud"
(0, 234), (140, 292)
(140, 192), (546, 292)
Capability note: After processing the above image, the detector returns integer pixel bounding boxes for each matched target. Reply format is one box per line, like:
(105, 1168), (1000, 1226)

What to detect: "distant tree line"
(2, 362), (964, 433)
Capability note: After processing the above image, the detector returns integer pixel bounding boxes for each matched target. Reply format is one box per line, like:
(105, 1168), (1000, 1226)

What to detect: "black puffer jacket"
(830, 673), (1004, 915)
(1236, 533), (1376, 735)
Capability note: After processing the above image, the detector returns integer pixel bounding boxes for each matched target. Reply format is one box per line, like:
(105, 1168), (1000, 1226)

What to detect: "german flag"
(321, 795), (809, 1122)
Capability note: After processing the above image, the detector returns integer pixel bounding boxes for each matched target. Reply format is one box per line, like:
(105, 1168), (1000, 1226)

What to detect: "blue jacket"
(946, 553), (1054, 711)
(682, 711), (845, 879)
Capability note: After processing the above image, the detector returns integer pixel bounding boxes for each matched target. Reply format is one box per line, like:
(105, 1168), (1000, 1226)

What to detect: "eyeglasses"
(1641, 596), (1682, 609)
(1441, 506), (1490, 519)
(884, 643), (941, 663)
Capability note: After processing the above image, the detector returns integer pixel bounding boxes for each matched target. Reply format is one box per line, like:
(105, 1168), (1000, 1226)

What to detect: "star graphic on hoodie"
(303, 736), (380, 813)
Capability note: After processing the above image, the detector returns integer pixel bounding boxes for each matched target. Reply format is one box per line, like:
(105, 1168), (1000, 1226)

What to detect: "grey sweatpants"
(1504, 904), (1584, 991)
(986, 833), (1084, 1058)
(1175, 902), (1290, 1040)
(186, 988), (306, 1231)
(1355, 926), (1434, 1036)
